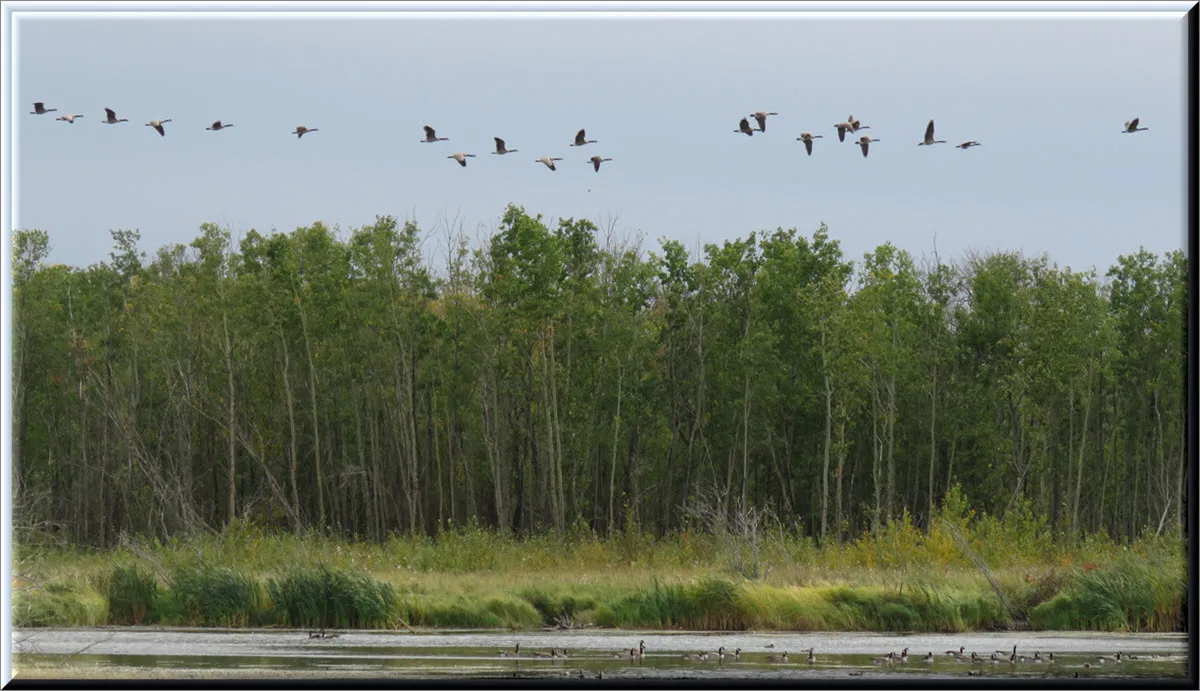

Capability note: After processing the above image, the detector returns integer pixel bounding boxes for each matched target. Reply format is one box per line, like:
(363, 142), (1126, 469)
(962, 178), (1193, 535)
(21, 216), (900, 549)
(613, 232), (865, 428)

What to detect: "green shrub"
(107, 564), (158, 625)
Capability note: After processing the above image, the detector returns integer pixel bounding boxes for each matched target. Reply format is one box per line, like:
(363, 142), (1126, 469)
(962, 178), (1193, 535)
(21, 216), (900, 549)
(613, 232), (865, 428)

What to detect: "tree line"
(11, 205), (1187, 548)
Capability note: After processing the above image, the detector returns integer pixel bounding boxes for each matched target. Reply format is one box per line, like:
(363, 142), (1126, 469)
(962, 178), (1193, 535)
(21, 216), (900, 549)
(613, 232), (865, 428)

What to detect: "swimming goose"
(871, 652), (894, 665)
(967, 669), (983, 676)
(56, 114), (84, 123)
(635, 640), (646, 657)
(946, 646), (966, 657)
(570, 129), (597, 146)
(765, 651), (789, 663)
(898, 647), (910, 664)
(682, 651), (708, 661)
(498, 643), (521, 658)
(848, 671), (863, 676)
(420, 125), (448, 143)
(292, 125), (319, 138)
(922, 652), (936, 663)
(806, 648), (816, 664)
(918, 119), (946, 146)
(956, 141), (981, 149)
(733, 648), (742, 660)
(764, 644), (775, 649)
(30, 102), (57, 115)
(535, 156), (563, 171)
(492, 137), (517, 155)
(533, 648), (555, 658)
(715, 646), (729, 660)
(447, 152), (476, 167)
(750, 111), (778, 132)
(102, 108), (128, 124)
(1122, 118), (1148, 133)
(857, 135), (880, 157)
(735, 118), (755, 136)
(834, 120), (855, 142)
(1097, 651), (1122, 663)
(797, 132), (823, 156)
(589, 155), (613, 172)
(556, 648), (568, 660)
(206, 121), (233, 131)
(146, 119), (172, 137)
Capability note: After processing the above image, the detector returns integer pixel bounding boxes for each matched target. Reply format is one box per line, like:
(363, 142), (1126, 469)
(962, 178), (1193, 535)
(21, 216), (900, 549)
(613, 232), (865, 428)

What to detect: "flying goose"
(420, 125), (448, 143)
(797, 132), (823, 156)
(589, 155), (612, 172)
(834, 120), (856, 142)
(849, 115), (870, 132)
(765, 651), (789, 663)
(1123, 118), (1148, 133)
(206, 121), (233, 131)
(448, 152), (476, 167)
(492, 137), (517, 155)
(535, 156), (563, 171)
(498, 643), (520, 658)
(735, 118), (755, 136)
(146, 119), (172, 137)
(292, 125), (319, 138)
(750, 111), (778, 132)
(858, 135), (880, 157)
(30, 102), (57, 115)
(918, 119), (946, 146)
(956, 141), (981, 149)
(569, 129), (597, 146)
(102, 108), (128, 124)
(56, 114), (84, 124)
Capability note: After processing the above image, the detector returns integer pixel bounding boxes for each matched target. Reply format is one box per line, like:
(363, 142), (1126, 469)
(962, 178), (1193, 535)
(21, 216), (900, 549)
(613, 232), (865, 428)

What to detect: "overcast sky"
(12, 5), (1192, 276)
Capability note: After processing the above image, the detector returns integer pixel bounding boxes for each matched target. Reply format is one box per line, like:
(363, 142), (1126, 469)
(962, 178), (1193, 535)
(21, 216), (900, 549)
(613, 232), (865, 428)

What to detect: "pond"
(10, 628), (1190, 681)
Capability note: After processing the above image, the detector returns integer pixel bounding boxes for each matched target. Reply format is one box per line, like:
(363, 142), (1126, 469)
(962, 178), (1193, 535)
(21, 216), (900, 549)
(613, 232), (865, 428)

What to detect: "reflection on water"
(12, 628), (1189, 680)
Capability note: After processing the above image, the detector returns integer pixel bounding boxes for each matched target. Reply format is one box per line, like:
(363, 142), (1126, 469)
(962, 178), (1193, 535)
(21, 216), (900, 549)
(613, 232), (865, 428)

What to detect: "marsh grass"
(12, 497), (1185, 633)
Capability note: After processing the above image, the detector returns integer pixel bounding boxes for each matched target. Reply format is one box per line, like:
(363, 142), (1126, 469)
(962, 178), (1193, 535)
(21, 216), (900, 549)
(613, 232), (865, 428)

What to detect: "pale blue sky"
(11, 6), (1192, 274)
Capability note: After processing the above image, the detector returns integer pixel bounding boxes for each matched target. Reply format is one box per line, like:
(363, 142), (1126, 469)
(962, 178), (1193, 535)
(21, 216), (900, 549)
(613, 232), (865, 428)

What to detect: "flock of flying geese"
(29, 102), (1151, 170)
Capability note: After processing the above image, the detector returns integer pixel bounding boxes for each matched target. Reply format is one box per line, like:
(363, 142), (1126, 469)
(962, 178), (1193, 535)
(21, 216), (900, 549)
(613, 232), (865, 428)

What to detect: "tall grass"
(12, 493), (1185, 633)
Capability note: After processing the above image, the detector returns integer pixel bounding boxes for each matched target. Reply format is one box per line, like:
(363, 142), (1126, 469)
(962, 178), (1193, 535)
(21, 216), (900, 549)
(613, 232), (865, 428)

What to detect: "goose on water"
(589, 155), (612, 172)
(207, 121), (234, 131)
(858, 135), (880, 157)
(292, 125), (319, 138)
(447, 152), (476, 167)
(797, 132), (824, 156)
(956, 141), (981, 149)
(536, 156), (563, 171)
(421, 125), (448, 143)
(570, 129), (597, 147)
(492, 137), (517, 155)
(682, 651), (708, 661)
(918, 119), (946, 146)
(102, 108), (129, 124)
(922, 652), (936, 663)
(871, 652), (894, 665)
(31, 102), (57, 115)
(735, 118), (755, 136)
(1123, 118), (1148, 133)
(766, 651), (789, 663)
(805, 648), (816, 664)
(946, 646), (966, 657)
(498, 643), (520, 658)
(146, 119), (173, 137)
(750, 111), (778, 132)
(56, 114), (84, 123)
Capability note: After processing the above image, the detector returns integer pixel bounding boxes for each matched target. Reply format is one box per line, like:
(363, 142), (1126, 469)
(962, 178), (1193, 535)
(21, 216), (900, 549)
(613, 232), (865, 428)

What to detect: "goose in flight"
(918, 119), (946, 146)
(536, 156), (564, 171)
(1122, 117), (1148, 133)
(492, 137), (517, 155)
(447, 152), (476, 167)
(146, 119), (173, 137)
(30, 102), (57, 115)
(56, 114), (84, 124)
(834, 120), (856, 142)
(735, 118), (755, 136)
(858, 135), (880, 157)
(102, 108), (129, 124)
(849, 115), (870, 132)
(750, 111), (778, 132)
(589, 155), (612, 172)
(797, 132), (823, 156)
(955, 141), (981, 149)
(292, 125), (319, 138)
(206, 121), (234, 131)
(421, 125), (448, 143)
(570, 129), (597, 146)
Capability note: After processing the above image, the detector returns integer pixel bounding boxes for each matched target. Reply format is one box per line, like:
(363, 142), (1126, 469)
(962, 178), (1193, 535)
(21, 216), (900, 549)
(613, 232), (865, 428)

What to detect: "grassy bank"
(12, 496), (1185, 633)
